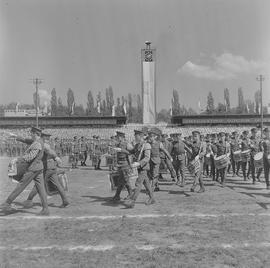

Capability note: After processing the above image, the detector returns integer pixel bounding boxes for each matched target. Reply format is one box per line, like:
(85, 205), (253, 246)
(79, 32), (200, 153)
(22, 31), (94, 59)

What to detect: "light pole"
(256, 75), (264, 137)
(31, 78), (43, 127)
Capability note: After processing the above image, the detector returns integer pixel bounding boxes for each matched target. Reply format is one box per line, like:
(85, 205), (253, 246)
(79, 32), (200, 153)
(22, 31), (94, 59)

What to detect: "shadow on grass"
(81, 195), (125, 207)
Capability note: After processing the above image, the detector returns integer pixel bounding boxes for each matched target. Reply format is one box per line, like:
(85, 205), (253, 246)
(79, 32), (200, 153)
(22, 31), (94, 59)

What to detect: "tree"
(238, 87), (245, 113)
(57, 97), (67, 116)
(33, 92), (40, 110)
(207, 92), (214, 113)
(224, 88), (230, 112)
(157, 109), (170, 123)
(67, 88), (75, 115)
(74, 104), (85, 116)
(86, 90), (95, 115)
(96, 91), (102, 114)
(50, 88), (57, 116)
(172, 90), (181, 115)
(216, 103), (226, 113)
(136, 94), (143, 123)
(115, 97), (122, 116)
(127, 93), (133, 122)
(105, 86), (114, 115)
(254, 90), (261, 114)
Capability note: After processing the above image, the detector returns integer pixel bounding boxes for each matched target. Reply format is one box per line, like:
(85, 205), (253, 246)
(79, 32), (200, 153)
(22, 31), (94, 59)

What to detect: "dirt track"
(1, 157), (270, 268)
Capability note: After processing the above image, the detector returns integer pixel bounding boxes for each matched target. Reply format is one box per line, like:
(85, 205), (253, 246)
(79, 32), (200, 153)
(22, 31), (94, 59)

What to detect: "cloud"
(178, 53), (267, 80)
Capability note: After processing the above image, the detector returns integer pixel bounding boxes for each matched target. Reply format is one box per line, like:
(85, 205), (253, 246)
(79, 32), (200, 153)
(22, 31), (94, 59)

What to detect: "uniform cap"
(134, 129), (144, 135)
(192, 130), (200, 135)
(148, 127), (161, 136)
(30, 126), (42, 134)
(41, 132), (51, 137)
(242, 130), (249, 135)
(116, 131), (125, 137)
(251, 128), (257, 133)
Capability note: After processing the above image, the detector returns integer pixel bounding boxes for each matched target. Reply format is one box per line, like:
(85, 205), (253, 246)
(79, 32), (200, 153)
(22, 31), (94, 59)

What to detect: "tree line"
(0, 87), (267, 123)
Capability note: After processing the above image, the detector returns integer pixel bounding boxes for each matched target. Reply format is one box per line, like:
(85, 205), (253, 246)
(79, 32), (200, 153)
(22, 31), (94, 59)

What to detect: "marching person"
(230, 131), (241, 177)
(80, 136), (88, 166)
(124, 129), (155, 208)
(0, 127), (49, 215)
(159, 133), (176, 181)
(22, 132), (69, 209)
(209, 134), (218, 181)
(184, 130), (206, 193)
(171, 132), (186, 187)
(147, 127), (173, 191)
(111, 131), (133, 201)
(241, 130), (250, 181)
(215, 132), (230, 185)
(261, 127), (270, 190)
(71, 136), (80, 168)
(249, 128), (262, 184)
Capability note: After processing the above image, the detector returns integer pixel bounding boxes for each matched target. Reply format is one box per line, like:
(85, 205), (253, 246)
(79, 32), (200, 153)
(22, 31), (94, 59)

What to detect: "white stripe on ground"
(1, 212), (270, 220)
(1, 242), (270, 252)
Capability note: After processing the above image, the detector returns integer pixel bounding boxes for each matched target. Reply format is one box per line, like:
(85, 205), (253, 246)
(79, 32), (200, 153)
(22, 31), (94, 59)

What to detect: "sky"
(0, 0), (270, 112)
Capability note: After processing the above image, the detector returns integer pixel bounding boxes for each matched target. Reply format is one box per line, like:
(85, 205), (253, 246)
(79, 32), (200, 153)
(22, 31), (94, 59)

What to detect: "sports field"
(1, 157), (270, 268)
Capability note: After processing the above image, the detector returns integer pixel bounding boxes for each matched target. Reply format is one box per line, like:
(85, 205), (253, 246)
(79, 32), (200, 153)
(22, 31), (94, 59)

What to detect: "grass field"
(1, 156), (270, 268)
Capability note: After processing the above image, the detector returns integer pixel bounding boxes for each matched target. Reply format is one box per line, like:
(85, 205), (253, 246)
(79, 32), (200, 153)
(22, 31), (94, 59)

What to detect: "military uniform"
(124, 130), (154, 208)
(71, 137), (80, 168)
(1, 127), (49, 215)
(230, 136), (241, 176)
(112, 135), (133, 201)
(160, 138), (176, 180)
(216, 140), (229, 184)
(261, 129), (270, 189)
(249, 133), (262, 183)
(171, 135), (186, 186)
(80, 137), (88, 166)
(241, 135), (250, 180)
(185, 131), (206, 192)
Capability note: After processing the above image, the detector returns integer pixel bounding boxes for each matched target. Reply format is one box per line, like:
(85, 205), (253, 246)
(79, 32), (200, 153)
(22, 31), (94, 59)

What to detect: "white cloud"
(178, 53), (267, 80)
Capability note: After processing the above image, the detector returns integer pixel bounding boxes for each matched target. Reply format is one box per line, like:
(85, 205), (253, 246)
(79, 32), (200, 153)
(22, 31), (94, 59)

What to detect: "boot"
(145, 198), (155, 206)
(124, 199), (135, 208)
(38, 208), (50, 216)
(59, 201), (69, 208)
(0, 202), (12, 211)
(22, 200), (34, 209)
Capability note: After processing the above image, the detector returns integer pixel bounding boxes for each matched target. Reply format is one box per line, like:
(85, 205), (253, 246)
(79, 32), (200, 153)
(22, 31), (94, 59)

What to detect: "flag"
(224, 98), (227, 112)
(246, 102), (249, 113)
(170, 99), (173, 116)
(112, 104), (115, 116)
(258, 103), (261, 114)
(43, 101), (48, 114)
(97, 101), (101, 114)
(123, 101), (127, 115)
(254, 102), (256, 113)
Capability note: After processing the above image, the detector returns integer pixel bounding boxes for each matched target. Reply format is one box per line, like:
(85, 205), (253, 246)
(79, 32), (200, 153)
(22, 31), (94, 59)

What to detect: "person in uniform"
(241, 130), (250, 181)
(159, 134), (176, 181)
(71, 136), (80, 168)
(147, 127), (173, 191)
(0, 127), (49, 215)
(184, 130), (206, 192)
(22, 132), (69, 208)
(54, 137), (62, 157)
(124, 129), (155, 208)
(230, 131), (241, 177)
(80, 136), (88, 166)
(209, 134), (218, 181)
(111, 131), (133, 201)
(248, 128), (262, 184)
(171, 132), (186, 187)
(94, 136), (102, 170)
(215, 132), (230, 185)
(261, 127), (270, 189)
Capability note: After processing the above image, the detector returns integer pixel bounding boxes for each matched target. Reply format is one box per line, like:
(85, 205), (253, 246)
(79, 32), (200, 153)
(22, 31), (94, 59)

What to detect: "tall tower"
(141, 41), (156, 124)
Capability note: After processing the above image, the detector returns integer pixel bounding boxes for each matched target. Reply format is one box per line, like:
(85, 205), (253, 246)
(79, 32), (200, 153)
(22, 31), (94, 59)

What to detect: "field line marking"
(0, 212), (270, 220)
(1, 242), (270, 252)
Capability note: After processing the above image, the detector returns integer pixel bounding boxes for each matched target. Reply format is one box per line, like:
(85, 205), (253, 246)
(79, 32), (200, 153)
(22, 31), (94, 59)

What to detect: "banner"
(142, 61), (156, 124)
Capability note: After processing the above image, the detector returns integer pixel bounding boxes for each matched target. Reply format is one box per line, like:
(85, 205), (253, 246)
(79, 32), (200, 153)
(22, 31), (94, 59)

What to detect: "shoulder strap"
(137, 143), (145, 161)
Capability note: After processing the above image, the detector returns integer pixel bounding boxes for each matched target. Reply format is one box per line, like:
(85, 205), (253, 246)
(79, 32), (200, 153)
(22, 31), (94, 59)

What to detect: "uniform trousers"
(27, 169), (68, 203)
(6, 170), (48, 209)
(130, 169), (153, 201)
